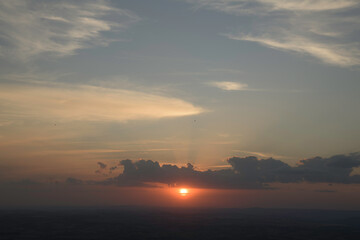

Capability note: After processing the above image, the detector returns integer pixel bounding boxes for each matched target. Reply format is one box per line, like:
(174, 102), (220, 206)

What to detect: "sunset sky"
(0, 0), (360, 209)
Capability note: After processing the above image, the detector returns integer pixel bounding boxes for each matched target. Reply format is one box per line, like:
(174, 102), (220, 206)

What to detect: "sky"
(0, 0), (360, 209)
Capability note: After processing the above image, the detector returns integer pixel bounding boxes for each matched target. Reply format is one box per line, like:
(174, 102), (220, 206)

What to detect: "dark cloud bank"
(68, 153), (360, 189)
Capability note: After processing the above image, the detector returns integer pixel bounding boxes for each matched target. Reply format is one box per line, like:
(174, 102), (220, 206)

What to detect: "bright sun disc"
(179, 188), (188, 194)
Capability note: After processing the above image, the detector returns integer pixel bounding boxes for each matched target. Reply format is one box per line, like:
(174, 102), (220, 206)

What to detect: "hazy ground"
(1, 207), (359, 240)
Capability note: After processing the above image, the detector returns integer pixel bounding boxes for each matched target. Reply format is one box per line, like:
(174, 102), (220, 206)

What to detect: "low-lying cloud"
(85, 153), (360, 189)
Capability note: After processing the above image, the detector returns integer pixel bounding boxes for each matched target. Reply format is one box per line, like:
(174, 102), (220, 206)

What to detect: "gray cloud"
(95, 161), (108, 175)
(97, 162), (107, 169)
(0, 0), (140, 60)
(112, 159), (265, 189)
(109, 166), (118, 173)
(79, 153), (360, 189)
(187, 0), (360, 67)
(66, 177), (83, 185)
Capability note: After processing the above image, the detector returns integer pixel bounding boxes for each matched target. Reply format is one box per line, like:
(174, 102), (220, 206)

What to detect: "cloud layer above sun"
(68, 153), (360, 189)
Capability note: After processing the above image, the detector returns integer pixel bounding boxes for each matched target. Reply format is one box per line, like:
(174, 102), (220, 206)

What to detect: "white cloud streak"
(0, 85), (204, 122)
(188, 0), (358, 13)
(228, 34), (360, 67)
(0, 0), (140, 60)
(187, 0), (360, 67)
(259, 0), (357, 11)
(211, 81), (248, 91)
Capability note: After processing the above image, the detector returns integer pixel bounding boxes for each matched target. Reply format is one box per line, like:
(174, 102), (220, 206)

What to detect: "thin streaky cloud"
(187, 0), (358, 14)
(228, 34), (360, 67)
(231, 149), (292, 161)
(208, 68), (243, 74)
(0, 84), (205, 122)
(0, 0), (140, 60)
(259, 0), (358, 11)
(209, 81), (278, 92)
(186, 0), (360, 67)
(210, 81), (248, 91)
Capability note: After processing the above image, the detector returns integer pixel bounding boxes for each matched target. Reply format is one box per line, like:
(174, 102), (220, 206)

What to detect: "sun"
(179, 188), (189, 196)
(179, 188), (188, 194)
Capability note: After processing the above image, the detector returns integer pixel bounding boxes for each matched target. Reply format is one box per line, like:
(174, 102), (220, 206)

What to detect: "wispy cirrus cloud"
(186, 0), (360, 67)
(188, 0), (358, 15)
(259, 0), (357, 11)
(0, 84), (204, 122)
(227, 34), (360, 67)
(0, 0), (140, 60)
(210, 81), (248, 91)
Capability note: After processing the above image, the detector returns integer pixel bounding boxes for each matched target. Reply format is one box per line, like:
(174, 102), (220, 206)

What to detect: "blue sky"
(0, 0), (360, 183)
